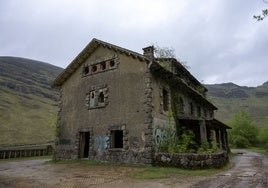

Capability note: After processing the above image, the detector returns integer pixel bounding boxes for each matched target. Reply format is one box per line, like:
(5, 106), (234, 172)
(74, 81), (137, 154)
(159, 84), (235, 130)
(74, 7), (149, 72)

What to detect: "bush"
(228, 111), (259, 148)
(258, 119), (268, 149)
(158, 129), (220, 154)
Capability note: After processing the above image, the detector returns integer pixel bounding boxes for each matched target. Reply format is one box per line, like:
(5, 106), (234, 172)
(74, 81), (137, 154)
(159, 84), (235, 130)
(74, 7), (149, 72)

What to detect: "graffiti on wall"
(154, 128), (176, 145)
(155, 128), (167, 145)
(94, 136), (110, 151)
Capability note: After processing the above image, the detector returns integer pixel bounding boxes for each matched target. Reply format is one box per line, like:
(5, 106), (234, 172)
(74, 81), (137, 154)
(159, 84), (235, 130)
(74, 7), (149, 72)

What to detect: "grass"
(49, 158), (233, 179)
(130, 163), (233, 179)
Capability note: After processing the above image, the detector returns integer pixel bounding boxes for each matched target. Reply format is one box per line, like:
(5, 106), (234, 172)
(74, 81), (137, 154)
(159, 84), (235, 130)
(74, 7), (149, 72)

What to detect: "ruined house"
(52, 38), (230, 164)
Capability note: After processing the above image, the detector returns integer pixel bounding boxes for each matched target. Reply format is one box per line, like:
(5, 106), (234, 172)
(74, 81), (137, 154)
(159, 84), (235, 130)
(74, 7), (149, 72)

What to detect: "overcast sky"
(0, 0), (267, 86)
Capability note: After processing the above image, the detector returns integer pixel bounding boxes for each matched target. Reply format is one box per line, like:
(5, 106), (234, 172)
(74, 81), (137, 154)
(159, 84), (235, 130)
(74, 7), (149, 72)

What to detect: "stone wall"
(154, 151), (229, 169)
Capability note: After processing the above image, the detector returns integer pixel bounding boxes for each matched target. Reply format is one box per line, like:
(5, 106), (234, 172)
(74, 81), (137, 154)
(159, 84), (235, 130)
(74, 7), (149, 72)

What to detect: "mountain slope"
(206, 82), (268, 126)
(0, 56), (63, 146)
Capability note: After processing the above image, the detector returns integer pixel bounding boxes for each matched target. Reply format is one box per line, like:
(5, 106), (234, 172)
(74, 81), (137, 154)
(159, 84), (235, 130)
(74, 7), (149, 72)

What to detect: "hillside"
(206, 82), (268, 126)
(0, 56), (63, 146)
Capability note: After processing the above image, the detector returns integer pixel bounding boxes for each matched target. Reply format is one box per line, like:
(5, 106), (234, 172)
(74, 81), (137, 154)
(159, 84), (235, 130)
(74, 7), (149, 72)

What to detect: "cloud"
(0, 0), (267, 86)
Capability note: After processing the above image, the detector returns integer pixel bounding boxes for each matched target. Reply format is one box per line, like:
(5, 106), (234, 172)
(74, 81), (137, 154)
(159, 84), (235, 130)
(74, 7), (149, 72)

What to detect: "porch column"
(199, 120), (207, 142)
(220, 130), (226, 150)
(224, 130), (230, 153)
(215, 129), (220, 148)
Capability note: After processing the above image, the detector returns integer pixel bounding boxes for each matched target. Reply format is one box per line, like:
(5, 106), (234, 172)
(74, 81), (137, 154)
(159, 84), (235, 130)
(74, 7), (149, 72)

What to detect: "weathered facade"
(52, 38), (230, 165)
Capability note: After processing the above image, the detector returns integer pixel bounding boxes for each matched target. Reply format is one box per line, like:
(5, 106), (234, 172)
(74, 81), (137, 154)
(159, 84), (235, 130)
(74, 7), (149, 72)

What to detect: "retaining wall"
(154, 151), (229, 169)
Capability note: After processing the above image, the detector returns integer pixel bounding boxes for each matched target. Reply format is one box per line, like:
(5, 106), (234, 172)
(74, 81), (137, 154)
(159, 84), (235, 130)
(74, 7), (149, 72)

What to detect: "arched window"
(98, 92), (104, 103)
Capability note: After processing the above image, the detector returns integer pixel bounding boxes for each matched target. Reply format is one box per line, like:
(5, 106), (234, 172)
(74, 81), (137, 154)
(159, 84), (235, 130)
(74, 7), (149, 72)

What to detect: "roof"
(149, 61), (217, 110)
(52, 38), (150, 87)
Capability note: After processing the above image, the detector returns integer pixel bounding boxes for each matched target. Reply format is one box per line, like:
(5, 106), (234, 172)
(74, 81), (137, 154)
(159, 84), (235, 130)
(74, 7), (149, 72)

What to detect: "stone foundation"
(154, 151), (229, 169)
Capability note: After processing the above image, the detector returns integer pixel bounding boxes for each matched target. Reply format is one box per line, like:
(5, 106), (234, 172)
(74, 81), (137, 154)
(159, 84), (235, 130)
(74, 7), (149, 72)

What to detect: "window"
(110, 60), (115, 67)
(197, 106), (201, 117)
(98, 92), (104, 103)
(89, 91), (95, 108)
(179, 97), (184, 113)
(111, 130), (123, 148)
(163, 88), (169, 112)
(204, 109), (208, 118)
(87, 86), (108, 109)
(92, 65), (97, 73)
(100, 62), (106, 70)
(209, 110), (214, 118)
(83, 66), (89, 74)
(190, 102), (194, 115)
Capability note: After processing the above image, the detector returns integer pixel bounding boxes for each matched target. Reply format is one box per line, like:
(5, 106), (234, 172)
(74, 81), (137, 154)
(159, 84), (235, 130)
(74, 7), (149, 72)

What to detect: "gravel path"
(0, 149), (267, 188)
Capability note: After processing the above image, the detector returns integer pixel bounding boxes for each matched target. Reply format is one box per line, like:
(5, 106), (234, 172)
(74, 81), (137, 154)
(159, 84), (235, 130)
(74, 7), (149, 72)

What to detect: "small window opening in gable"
(83, 66), (89, 75)
(190, 102), (194, 115)
(92, 65), (97, 73)
(98, 91), (104, 103)
(100, 62), (106, 70)
(163, 88), (169, 112)
(111, 130), (123, 148)
(110, 60), (115, 67)
(197, 106), (201, 117)
(179, 97), (185, 113)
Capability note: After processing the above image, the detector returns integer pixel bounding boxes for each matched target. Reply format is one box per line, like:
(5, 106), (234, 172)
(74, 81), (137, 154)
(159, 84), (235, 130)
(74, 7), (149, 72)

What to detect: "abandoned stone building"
(52, 38), (230, 164)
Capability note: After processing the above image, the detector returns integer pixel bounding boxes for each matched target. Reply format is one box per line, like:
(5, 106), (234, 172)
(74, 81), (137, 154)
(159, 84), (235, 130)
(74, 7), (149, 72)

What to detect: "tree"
(228, 111), (259, 148)
(153, 45), (189, 69)
(258, 117), (268, 149)
(254, 9), (268, 21)
(253, 0), (268, 21)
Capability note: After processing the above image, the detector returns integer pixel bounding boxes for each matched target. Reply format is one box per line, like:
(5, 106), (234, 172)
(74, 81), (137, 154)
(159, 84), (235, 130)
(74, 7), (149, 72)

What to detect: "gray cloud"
(0, 0), (267, 86)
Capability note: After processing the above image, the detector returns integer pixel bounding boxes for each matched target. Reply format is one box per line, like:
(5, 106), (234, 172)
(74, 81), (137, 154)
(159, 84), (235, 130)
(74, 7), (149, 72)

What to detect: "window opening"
(111, 130), (123, 148)
(209, 110), (213, 118)
(89, 91), (95, 107)
(83, 66), (89, 74)
(98, 92), (104, 103)
(190, 102), (194, 115)
(197, 106), (201, 117)
(204, 109), (207, 118)
(163, 88), (169, 112)
(110, 60), (115, 67)
(179, 97), (184, 113)
(92, 65), (97, 72)
(100, 62), (106, 70)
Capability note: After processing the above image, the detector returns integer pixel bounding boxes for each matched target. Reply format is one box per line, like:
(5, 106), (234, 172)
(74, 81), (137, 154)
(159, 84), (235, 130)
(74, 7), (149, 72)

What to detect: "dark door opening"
(79, 132), (90, 158)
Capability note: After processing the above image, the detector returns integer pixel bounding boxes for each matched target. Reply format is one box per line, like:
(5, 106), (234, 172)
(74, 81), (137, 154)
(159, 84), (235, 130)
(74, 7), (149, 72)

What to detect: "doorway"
(79, 132), (90, 158)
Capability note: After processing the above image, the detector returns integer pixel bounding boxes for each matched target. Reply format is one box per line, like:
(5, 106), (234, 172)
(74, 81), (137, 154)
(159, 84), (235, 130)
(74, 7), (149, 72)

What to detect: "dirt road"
(0, 149), (267, 187)
(192, 149), (268, 188)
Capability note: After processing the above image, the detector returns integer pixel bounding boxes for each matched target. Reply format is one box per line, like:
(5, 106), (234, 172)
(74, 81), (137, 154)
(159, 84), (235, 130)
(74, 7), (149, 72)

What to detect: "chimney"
(142, 46), (154, 60)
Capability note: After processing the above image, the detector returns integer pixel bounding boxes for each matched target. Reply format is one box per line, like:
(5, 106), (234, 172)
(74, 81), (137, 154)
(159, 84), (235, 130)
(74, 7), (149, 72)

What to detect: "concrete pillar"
(220, 130), (226, 150)
(224, 130), (230, 153)
(215, 129), (220, 148)
(199, 120), (207, 142)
